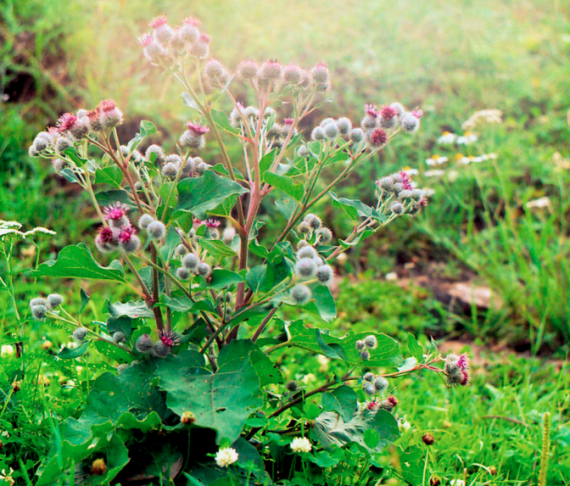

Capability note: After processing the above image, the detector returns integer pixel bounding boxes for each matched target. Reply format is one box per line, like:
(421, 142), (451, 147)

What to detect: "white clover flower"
(456, 131), (478, 145)
(1, 345), (14, 357)
(424, 170), (445, 178)
(290, 437), (312, 453)
(437, 132), (456, 144)
(215, 447), (239, 467)
(426, 157), (437, 166)
(385, 272), (398, 281)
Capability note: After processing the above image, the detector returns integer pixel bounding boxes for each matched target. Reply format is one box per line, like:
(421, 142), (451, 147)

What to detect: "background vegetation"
(1, 0), (569, 483)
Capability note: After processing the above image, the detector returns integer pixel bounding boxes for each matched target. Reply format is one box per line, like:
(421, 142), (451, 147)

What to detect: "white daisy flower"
(525, 197), (551, 209)
(425, 170), (445, 178)
(437, 132), (456, 144)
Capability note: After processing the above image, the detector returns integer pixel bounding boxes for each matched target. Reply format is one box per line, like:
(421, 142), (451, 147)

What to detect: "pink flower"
(56, 113), (77, 133)
(98, 99), (117, 113)
(369, 128), (387, 147)
(199, 33), (211, 44)
(118, 225), (136, 243)
(412, 109), (424, 119)
(193, 218), (204, 226)
(150, 15), (168, 29)
(205, 219), (220, 228)
(104, 202), (128, 220)
(183, 16), (200, 26)
(458, 353), (469, 370)
(365, 104), (380, 118)
(159, 330), (180, 347)
(138, 33), (153, 46)
(284, 118), (294, 125)
(97, 226), (115, 243)
(186, 122), (210, 135)
(380, 105), (397, 119)
(399, 171), (413, 190)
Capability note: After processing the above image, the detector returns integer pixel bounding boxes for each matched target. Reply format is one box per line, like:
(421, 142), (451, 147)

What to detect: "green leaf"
(329, 191), (372, 220)
(79, 288), (90, 314)
(182, 92), (199, 111)
(275, 197), (298, 220)
(158, 292), (215, 314)
(94, 166), (123, 188)
(31, 244), (125, 282)
(322, 385), (358, 422)
(106, 316), (137, 340)
(246, 265), (275, 293)
(211, 109), (239, 134)
(95, 189), (137, 210)
(220, 340), (283, 386)
(205, 269), (244, 290)
(305, 284), (336, 322)
(407, 333), (424, 362)
(398, 445), (425, 485)
(63, 147), (89, 166)
(94, 339), (134, 364)
(107, 300), (154, 319)
(313, 409), (400, 453)
(140, 120), (157, 137)
(158, 348), (263, 444)
(263, 172), (304, 201)
(285, 321), (403, 368)
(363, 429), (380, 450)
(200, 239), (237, 258)
(58, 340), (90, 359)
(175, 171), (248, 220)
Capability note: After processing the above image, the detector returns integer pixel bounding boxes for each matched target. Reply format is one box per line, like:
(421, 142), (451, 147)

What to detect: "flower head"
(159, 330), (180, 347)
(365, 104), (380, 118)
(205, 219), (221, 228)
(138, 33), (153, 46)
(412, 109), (424, 119)
(215, 447), (238, 467)
(399, 171), (413, 190)
(97, 226), (115, 243)
(150, 15), (168, 28)
(290, 437), (312, 453)
(98, 99), (117, 113)
(186, 122), (210, 135)
(368, 128), (387, 147)
(183, 16), (200, 26)
(199, 33), (211, 44)
(104, 202), (128, 220)
(118, 225), (136, 243)
(56, 113), (77, 133)
(380, 105), (397, 119)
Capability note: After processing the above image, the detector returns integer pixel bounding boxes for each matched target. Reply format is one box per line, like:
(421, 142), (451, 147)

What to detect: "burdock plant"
(27, 12), (465, 485)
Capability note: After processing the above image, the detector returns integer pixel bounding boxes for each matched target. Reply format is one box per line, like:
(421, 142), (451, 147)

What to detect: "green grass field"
(1, 0), (570, 483)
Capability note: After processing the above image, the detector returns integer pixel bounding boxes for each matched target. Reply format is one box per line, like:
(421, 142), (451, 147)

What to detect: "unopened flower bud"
(283, 64), (303, 85)
(360, 350), (370, 361)
(297, 246), (318, 260)
(401, 113), (420, 133)
(374, 376), (388, 393)
(190, 33), (210, 58)
(136, 334), (153, 354)
(98, 100), (123, 129)
(304, 214), (322, 229)
(113, 332), (126, 343)
(390, 102), (406, 117)
(336, 117), (352, 135)
(237, 60), (259, 80)
(285, 380), (298, 392)
(364, 383), (376, 396)
(315, 227), (332, 244)
(350, 128), (365, 143)
(31, 304), (48, 321)
(290, 284), (312, 305)
(364, 335), (377, 349)
(30, 297), (47, 308)
(154, 340), (170, 357)
(203, 59), (230, 88)
(182, 253), (200, 270)
(147, 221), (166, 240)
(175, 244), (189, 257)
(161, 162), (179, 178)
(117, 364), (128, 374)
(73, 327), (88, 342)
(138, 214), (155, 230)
(298, 221), (311, 234)
(297, 145), (309, 158)
(177, 267), (191, 281)
(311, 63), (330, 84)
(47, 294), (64, 308)
(311, 126), (326, 141)
(55, 136), (73, 154)
(355, 340), (365, 350)
(316, 264), (333, 284)
(361, 115), (377, 131)
(146, 144), (165, 164)
(296, 258), (317, 279)
(259, 60), (282, 82)
(197, 262), (211, 277)
(380, 395), (398, 411)
(363, 372), (374, 382)
(390, 202), (405, 215)
(324, 122), (339, 140)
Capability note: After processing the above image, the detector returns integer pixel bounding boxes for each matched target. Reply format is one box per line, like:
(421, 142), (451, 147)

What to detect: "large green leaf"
(37, 361), (167, 484)
(263, 172), (304, 201)
(200, 239), (237, 258)
(305, 284), (336, 322)
(95, 189), (137, 210)
(158, 347), (263, 444)
(31, 244), (125, 282)
(175, 171), (248, 220)
(313, 408), (400, 453)
(58, 340), (90, 359)
(321, 385), (358, 422)
(329, 191), (372, 220)
(95, 166), (123, 188)
(246, 265), (275, 293)
(284, 321), (403, 367)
